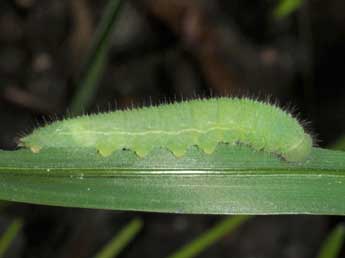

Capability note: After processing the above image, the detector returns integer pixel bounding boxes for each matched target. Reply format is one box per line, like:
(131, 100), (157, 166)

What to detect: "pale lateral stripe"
(56, 126), (245, 136)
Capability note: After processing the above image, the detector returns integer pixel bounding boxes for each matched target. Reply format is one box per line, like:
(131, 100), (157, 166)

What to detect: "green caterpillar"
(19, 97), (313, 162)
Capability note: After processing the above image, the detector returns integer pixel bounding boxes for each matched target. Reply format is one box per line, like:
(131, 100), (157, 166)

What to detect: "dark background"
(0, 0), (344, 257)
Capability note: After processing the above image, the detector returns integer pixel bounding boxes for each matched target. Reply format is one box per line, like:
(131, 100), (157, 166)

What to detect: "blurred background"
(0, 0), (344, 257)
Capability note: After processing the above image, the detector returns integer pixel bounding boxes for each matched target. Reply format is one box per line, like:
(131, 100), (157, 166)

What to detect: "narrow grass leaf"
(0, 146), (345, 215)
(0, 219), (23, 258)
(167, 215), (251, 258)
(316, 224), (345, 258)
(94, 218), (142, 258)
(273, 0), (303, 18)
(70, 0), (124, 115)
(330, 136), (345, 151)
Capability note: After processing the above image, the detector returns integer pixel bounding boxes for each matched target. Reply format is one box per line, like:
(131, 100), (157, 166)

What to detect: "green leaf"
(0, 145), (345, 215)
(273, 0), (303, 18)
(0, 219), (23, 258)
(94, 218), (142, 258)
(167, 216), (251, 258)
(316, 224), (345, 258)
(70, 0), (124, 115)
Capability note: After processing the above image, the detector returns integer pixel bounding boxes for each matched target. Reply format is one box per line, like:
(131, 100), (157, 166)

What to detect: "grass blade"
(330, 136), (345, 151)
(0, 219), (23, 258)
(0, 146), (345, 215)
(167, 216), (251, 258)
(70, 0), (124, 115)
(273, 0), (303, 18)
(94, 218), (142, 258)
(316, 224), (345, 258)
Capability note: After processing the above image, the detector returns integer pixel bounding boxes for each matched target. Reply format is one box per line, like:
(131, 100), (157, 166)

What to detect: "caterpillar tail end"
(282, 134), (313, 162)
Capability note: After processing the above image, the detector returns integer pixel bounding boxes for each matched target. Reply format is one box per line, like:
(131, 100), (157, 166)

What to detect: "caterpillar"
(19, 97), (313, 162)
